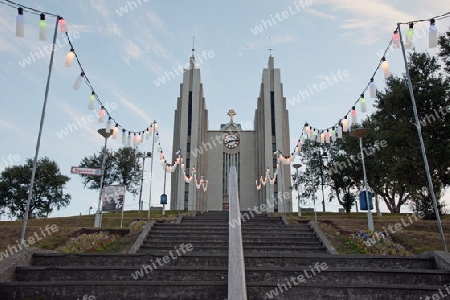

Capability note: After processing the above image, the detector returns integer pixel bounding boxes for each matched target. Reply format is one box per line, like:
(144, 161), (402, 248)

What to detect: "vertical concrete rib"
(228, 166), (247, 300)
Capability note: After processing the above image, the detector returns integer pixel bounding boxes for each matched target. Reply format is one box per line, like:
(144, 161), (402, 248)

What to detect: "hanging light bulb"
(331, 127), (336, 142)
(137, 133), (142, 145)
(58, 17), (67, 33)
(342, 116), (349, 132)
(132, 133), (137, 147)
(73, 72), (84, 90)
(122, 129), (126, 144)
(429, 19), (437, 49)
(320, 131), (325, 144)
(381, 57), (390, 78)
(39, 13), (46, 41)
(351, 106), (357, 124)
(360, 94), (366, 113)
(154, 122), (159, 132)
(16, 8), (24, 38)
(325, 130), (330, 143)
(65, 49), (75, 67)
(98, 106), (105, 123)
(155, 132), (159, 142)
(140, 131), (145, 144)
(369, 78), (376, 98)
(112, 124), (119, 139)
(88, 92), (95, 110)
(106, 117), (112, 132)
(304, 123), (309, 136)
(405, 22), (414, 50)
(337, 125), (343, 138)
(392, 29), (400, 49)
(127, 132), (131, 147)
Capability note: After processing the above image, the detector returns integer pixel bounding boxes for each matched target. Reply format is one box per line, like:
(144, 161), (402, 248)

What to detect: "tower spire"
(191, 36), (195, 57)
(268, 35), (273, 57)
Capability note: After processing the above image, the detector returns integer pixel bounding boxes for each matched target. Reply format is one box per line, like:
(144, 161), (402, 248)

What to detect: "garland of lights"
(292, 12), (450, 155)
(3, 0), (158, 143)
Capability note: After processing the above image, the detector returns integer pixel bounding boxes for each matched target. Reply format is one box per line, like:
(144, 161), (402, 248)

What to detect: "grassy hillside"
(0, 210), (180, 254)
(283, 211), (450, 254)
(1, 210), (448, 255)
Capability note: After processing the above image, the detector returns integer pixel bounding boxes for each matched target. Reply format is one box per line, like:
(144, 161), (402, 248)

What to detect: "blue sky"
(0, 0), (449, 218)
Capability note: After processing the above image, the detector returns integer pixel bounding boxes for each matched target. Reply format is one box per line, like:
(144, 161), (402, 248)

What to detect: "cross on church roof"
(227, 109), (236, 122)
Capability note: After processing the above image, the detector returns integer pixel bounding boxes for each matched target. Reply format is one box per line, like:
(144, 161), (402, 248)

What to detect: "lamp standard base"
(94, 211), (102, 228)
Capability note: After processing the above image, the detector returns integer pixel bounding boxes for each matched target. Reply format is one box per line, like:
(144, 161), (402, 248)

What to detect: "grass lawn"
(1, 210), (448, 255)
(282, 211), (450, 254)
(0, 210), (180, 254)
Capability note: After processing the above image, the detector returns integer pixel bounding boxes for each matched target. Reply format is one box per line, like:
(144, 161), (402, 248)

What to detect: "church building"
(170, 54), (292, 212)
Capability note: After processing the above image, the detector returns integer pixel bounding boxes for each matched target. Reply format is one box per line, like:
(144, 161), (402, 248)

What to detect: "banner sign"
(102, 185), (126, 212)
(71, 167), (102, 176)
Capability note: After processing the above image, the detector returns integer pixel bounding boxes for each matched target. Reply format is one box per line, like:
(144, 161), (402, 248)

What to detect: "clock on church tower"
(223, 133), (240, 148)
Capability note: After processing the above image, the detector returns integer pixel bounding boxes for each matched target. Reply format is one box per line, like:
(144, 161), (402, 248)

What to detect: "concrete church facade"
(170, 55), (291, 212)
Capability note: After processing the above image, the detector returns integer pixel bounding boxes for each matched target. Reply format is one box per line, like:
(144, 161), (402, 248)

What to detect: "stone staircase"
(241, 215), (450, 299)
(0, 211), (449, 299)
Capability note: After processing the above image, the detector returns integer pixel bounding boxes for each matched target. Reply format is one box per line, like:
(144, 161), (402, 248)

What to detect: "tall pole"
(308, 138), (317, 222)
(20, 17), (59, 246)
(162, 165), (167, 215)
(178, 153), (184, 212)
(293, 163), (301, 217)
(147, 121), (157, 220)
(319, 152), (326, 213)
(94, 129), (111, 228)
(398, 23), (447, 252)
(359, 137), (374, 231)
(138, 156), (145, 212)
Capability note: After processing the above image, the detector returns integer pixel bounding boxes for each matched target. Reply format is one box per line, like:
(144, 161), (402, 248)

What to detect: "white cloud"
(90, 0), (110, 18)
(146, 11), (170, 35)
(240, 34), (298, 51)
(108, 23), (121, 36)
(67, 24), (93, 34)
(113, 91), (151, 123)
(306, 8), (336, 20)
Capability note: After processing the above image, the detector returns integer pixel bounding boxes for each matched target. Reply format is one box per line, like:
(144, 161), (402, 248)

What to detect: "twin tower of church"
(170, 54), (292, 212)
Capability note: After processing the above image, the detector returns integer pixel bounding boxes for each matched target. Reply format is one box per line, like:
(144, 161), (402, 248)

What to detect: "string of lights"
(293, 11), (450, 153)
(2, 0), (157, 145)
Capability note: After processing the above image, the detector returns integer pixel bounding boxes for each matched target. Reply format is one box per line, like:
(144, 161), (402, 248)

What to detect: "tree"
(0, 157), (71, 219)
(79, 147), (141, 196)
(292, 140), (331, 210)
(328, 50), (449, 214)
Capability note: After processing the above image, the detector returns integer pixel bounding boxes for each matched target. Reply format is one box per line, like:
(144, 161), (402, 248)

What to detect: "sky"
(0, 0), (450, 219)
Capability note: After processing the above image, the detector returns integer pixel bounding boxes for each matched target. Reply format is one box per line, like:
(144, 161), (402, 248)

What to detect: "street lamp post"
(94, 128), (112, 228)
(147, 121), (157, 221)
(351, 128), (374, 231)
(314, 150), (327, 213)
(293, 163), (302, 217)
(136, 152), (151, 212)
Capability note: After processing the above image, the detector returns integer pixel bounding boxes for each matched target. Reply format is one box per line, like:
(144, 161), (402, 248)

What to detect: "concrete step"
(32, 253), (228, 268)
(0, 281), (228, 300)
(21, 265), (446, 286)
(243, 253), (437, 269)
(244, 267), (450, 286)
(144, 237), (320, 243)
(245, 283), (444, 300)
(30, 253), (436, 270)
(141, 245), (327, 254)
(16, 266), (229, 282)
(146, 232), (317, 239)
(143, 241), (322, 248)
(0, 281), (442, 300)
